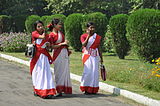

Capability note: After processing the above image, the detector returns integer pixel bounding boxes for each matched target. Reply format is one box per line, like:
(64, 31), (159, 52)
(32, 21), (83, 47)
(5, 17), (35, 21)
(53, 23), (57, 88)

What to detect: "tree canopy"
(45, 0), (159, 16)
(1, 0), (159, 17)
(45, 0), (132, 16)
(0, 0), (51, 16)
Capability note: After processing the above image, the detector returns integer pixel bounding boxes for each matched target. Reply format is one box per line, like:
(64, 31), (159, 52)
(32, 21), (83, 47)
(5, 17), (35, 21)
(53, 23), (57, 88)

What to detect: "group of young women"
(30, 19), (103, 99)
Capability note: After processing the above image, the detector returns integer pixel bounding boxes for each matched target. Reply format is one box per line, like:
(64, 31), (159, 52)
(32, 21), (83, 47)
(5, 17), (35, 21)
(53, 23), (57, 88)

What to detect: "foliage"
(0, 0), (51, 16)
(142, 0), (160, 9)
(82, 12), (108, 51)
(0, 33), (30, 52)
(45, 0), (132, 17)
(104, 25), (114, 53)
(126, 9), (160, 62)
(40, 15), (50, 27)
(25, 15), (41, 33)
(129, 0), (160, 13)
(11, 15), (27, 32)
(45, 0), (83, 15)
(151, 58), (160, 78)
(0, 15), (12, 34)
(109, 14), (130, 59)
(64, 13), (83, 51)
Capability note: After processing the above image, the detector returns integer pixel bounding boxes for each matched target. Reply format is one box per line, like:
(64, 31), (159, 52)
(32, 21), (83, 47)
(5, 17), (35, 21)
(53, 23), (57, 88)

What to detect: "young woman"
(80, 22), (103, 94)
(48, 18), (72, 96)
(30, 20), (56, 99)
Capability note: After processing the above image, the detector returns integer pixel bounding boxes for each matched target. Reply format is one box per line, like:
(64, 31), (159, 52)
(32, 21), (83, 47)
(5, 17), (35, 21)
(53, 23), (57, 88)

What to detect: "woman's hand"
(60, 40), (69, 46)
(68, 50), (72, 56)
(45, 42), (50, 51)
(100, 59), (103, 64)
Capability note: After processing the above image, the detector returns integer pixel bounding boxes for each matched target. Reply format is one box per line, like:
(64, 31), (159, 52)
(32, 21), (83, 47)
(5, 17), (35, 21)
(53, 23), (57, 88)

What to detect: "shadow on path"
(54, 93), (118, 99)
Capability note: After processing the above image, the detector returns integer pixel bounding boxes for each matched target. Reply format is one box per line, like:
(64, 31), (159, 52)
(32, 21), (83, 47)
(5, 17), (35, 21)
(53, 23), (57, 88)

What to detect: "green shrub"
(126, 9), (160, 62)
(109, 14), (130, 59)
(0, 33), (30, 52)
(25, 15), (40, 33)
(142, 76), (160, 92)
(0, 15), (12, 33)
(11, 15), (27, 32)
(40, 15), (50, 27)
(64, 13), (83, 51)
(82, 12), (108, 51)
(104, 25), (114, 53)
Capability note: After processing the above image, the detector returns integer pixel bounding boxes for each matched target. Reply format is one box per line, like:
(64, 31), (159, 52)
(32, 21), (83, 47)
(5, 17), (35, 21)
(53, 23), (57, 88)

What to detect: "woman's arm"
(38, 32), (45, 39)
(51, 40), (69, 49)
(82, 34), (90, 47)
(98, 46), (103, 64)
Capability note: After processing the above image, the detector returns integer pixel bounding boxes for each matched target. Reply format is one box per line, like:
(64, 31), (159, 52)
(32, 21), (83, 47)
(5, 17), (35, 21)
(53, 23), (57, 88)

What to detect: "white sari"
(31, 38), (56, 98)
(52, 31), (72, 94)
(80, 33), (101, 93)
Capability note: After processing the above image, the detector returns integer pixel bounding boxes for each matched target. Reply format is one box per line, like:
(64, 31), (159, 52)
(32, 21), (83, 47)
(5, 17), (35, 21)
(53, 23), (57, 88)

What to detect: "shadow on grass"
(124, 58), (139, 61)
(103, 54), (117, 57)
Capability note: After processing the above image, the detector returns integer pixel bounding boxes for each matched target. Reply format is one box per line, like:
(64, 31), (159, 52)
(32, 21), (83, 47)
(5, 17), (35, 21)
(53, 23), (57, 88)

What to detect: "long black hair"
(86, 22), (95, 28)
(48, 18), (61, 31)
(33, 20), (44, 30)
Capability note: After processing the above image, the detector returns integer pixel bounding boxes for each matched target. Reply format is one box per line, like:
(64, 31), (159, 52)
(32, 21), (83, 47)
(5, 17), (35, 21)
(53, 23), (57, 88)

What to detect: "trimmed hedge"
(109, 14), (130, 59)
(25, 15), (40, 33)
(64, 13), (83, 51)
(11, 15), (27, 32)
(127, 9), (160, 62)
(0, 15), (12, 34)
(82, 12), (108, 51)
(40, 15), (50, 28)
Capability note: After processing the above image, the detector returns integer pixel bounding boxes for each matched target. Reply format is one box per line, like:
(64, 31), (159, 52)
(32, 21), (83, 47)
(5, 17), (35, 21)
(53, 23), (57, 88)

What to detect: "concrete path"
(0, 58), (142, 106)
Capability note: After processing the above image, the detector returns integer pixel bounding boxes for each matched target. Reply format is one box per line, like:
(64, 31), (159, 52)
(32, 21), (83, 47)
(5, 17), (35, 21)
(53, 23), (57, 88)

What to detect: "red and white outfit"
(80, 33), (101, 93)
(49, 31), (72, 94)
(30, 31), (56, 98)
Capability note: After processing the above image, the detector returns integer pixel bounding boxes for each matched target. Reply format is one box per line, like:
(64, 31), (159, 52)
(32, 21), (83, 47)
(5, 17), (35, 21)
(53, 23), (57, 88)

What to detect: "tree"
(45, 0), (132, 17)
(129, 0), (160, 13)
(0, 0), (51, 16)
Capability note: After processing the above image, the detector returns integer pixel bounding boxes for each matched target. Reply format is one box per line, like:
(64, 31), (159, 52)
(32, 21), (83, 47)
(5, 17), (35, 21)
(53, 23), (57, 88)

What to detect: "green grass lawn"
(1, 51), (160, 100)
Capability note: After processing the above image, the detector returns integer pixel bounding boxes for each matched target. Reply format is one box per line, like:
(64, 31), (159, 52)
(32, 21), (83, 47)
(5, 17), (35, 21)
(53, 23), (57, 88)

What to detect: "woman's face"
(36, 23), (44, 33)
(54, 22), (63, 30)
(87, 25), (95, 34)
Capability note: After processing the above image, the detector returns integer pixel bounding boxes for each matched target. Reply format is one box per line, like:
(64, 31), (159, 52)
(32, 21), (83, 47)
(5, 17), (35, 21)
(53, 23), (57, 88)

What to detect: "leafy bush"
(11, 15), (27, 32)
(142, 75), (160, 92)
(0, 15), (12, 34)
(0, 33), (30, 52)
(64, 13), (83, 51)
(126, 9), (160, 62)
(25, 15), (40, 33)
(82, 12), (108, 51)
(109, 14), (130, 59)
(142, 58), (160, 92)
(40, 15), (50, 27)
(104, 25), (114, 53)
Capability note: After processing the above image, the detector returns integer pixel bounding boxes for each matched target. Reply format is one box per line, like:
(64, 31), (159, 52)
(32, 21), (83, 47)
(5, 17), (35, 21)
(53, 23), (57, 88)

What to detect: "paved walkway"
(0, 59), (142, 106)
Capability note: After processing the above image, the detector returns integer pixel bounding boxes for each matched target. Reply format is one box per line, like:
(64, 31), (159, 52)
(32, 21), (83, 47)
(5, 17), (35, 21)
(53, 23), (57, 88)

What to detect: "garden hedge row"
(127, 9), (160, 62)
(109, 14), (130, 59)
